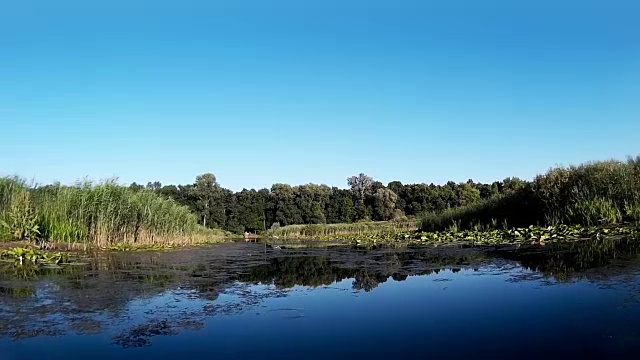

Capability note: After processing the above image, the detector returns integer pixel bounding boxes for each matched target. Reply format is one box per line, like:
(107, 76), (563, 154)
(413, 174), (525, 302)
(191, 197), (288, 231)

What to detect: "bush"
(421, 158), (640, 231)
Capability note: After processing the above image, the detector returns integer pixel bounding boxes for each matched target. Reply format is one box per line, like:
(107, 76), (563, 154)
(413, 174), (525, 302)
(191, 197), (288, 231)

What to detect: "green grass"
(265, 219), (418, 239)
(0, 177), (227, 248)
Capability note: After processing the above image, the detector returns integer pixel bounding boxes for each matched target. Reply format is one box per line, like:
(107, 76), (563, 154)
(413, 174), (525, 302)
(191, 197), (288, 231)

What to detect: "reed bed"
(0, 178), (225, 248)
(266, 220), (418, 239)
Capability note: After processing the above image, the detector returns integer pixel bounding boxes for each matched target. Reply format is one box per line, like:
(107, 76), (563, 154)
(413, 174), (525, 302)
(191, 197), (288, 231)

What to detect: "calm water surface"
(2, 239), (640, 359)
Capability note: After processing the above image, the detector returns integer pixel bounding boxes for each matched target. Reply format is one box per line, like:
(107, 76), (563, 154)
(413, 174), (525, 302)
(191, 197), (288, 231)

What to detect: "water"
(1, 239), (640, 359)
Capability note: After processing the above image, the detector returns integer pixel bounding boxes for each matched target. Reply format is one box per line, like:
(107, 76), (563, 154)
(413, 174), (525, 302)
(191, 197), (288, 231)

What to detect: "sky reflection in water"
(1, 240), (640, 360)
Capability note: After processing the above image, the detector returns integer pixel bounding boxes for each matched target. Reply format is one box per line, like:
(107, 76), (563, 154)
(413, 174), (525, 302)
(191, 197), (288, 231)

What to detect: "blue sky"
(1, 0), (639, 191)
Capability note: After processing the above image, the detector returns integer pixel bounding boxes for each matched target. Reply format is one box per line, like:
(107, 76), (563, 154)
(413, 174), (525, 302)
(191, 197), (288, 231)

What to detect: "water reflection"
(1, 237), (640, 351)
(497, 235), (640, 281)
(239, 248), (485, 292)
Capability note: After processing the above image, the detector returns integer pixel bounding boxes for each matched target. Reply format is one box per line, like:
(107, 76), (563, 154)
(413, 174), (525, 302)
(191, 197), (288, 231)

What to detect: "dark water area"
(2, 238), (640, 360)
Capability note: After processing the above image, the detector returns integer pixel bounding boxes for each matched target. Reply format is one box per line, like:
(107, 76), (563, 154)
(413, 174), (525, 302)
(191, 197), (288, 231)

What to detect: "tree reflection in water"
(1, 237), (640, 347)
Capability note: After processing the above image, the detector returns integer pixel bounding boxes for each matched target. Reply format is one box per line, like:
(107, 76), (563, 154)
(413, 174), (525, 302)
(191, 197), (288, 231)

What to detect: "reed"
(266, 220), (418, 239)
(0, 177), (225, 247)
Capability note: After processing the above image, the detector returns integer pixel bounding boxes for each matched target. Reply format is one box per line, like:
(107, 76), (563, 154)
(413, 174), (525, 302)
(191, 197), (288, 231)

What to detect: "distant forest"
(131, 174), (526, 233)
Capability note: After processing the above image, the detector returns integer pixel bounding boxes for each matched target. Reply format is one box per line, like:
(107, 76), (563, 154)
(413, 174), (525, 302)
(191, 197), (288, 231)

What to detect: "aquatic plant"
(108, 243), (183, 252)
(308, 224), (639, 249)
(0, 247), (70, 266)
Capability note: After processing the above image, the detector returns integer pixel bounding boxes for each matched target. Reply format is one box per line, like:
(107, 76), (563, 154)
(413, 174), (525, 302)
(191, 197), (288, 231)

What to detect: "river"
(1, 239), (640, 359)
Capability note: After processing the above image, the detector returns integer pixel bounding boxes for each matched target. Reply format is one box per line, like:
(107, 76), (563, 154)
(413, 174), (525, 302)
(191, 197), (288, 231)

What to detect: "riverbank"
(263, 223), (640, 248)
(265, 220), (419, 239)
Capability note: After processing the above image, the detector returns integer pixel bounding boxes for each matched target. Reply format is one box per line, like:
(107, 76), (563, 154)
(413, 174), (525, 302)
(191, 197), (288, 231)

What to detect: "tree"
(325, 188), (355, 224)
(193, 173), (223, 228)
(294, 184), (330, 224)
(387, 181), (404, 195)
(373, 188), (398, 221)
(348, 173), (373, 204)
(271, 184), (303, 226)
(138, 168), (536, 234)
(236, 189), (267, 232)
(387, 181), (406, 211)
(146, 181), (162, 191)
(158, 185), (179, 199)
(502, 177), (526, 193)
(348, 173), (374, 221)
(129, 182), (144, 192)
(455, 182), (481, 207)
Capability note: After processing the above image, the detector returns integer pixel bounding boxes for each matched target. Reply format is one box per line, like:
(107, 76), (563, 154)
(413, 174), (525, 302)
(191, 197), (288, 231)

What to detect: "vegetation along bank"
(1, 156), (639, 250)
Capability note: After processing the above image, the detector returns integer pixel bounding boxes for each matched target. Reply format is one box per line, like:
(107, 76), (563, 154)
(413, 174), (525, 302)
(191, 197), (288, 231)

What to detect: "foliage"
(319, 224), (638, 248)
(373, 188), (398, 221)
(4, 156), (639, 240)
(420, 158), (640, 232)
(147, 172), (512, 234)
(0, 247), (71, 266)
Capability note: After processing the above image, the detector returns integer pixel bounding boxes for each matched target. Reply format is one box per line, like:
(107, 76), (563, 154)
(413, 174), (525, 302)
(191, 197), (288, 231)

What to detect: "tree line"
(130, 173), (526, 234)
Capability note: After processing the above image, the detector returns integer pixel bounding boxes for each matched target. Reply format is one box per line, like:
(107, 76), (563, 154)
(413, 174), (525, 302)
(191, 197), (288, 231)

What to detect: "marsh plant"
(624, 202), (640, 223)
(0, 178), (226, 248)
(266, 220), (418, 239)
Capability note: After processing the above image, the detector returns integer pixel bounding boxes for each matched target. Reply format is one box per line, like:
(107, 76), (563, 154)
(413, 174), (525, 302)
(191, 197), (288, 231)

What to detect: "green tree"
(236, 189), (267, 232)
(373, 188), (398, 221)
(348, 173), (374, 221)
(456, 182), (481, 207)
(129, 182), (144, 192)
(325, 188), (355, 223)
(192, 173), (224, 228)
(271, 184), (303, 226)
(146, 181), (162, 191)
(294, 184), (330, 224)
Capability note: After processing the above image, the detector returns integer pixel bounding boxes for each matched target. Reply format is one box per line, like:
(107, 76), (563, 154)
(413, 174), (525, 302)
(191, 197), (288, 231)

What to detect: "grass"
(568, 198), (622, 226)
(0, 177), (228, 249)
(265, 219), (418, 239)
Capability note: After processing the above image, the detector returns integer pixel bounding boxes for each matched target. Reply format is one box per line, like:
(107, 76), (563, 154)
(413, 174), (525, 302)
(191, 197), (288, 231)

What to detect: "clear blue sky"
(1, 0), (639, 191)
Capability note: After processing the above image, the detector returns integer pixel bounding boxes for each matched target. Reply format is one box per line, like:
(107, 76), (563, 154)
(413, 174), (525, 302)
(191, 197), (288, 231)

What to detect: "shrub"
(421, 158), (640, 231)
